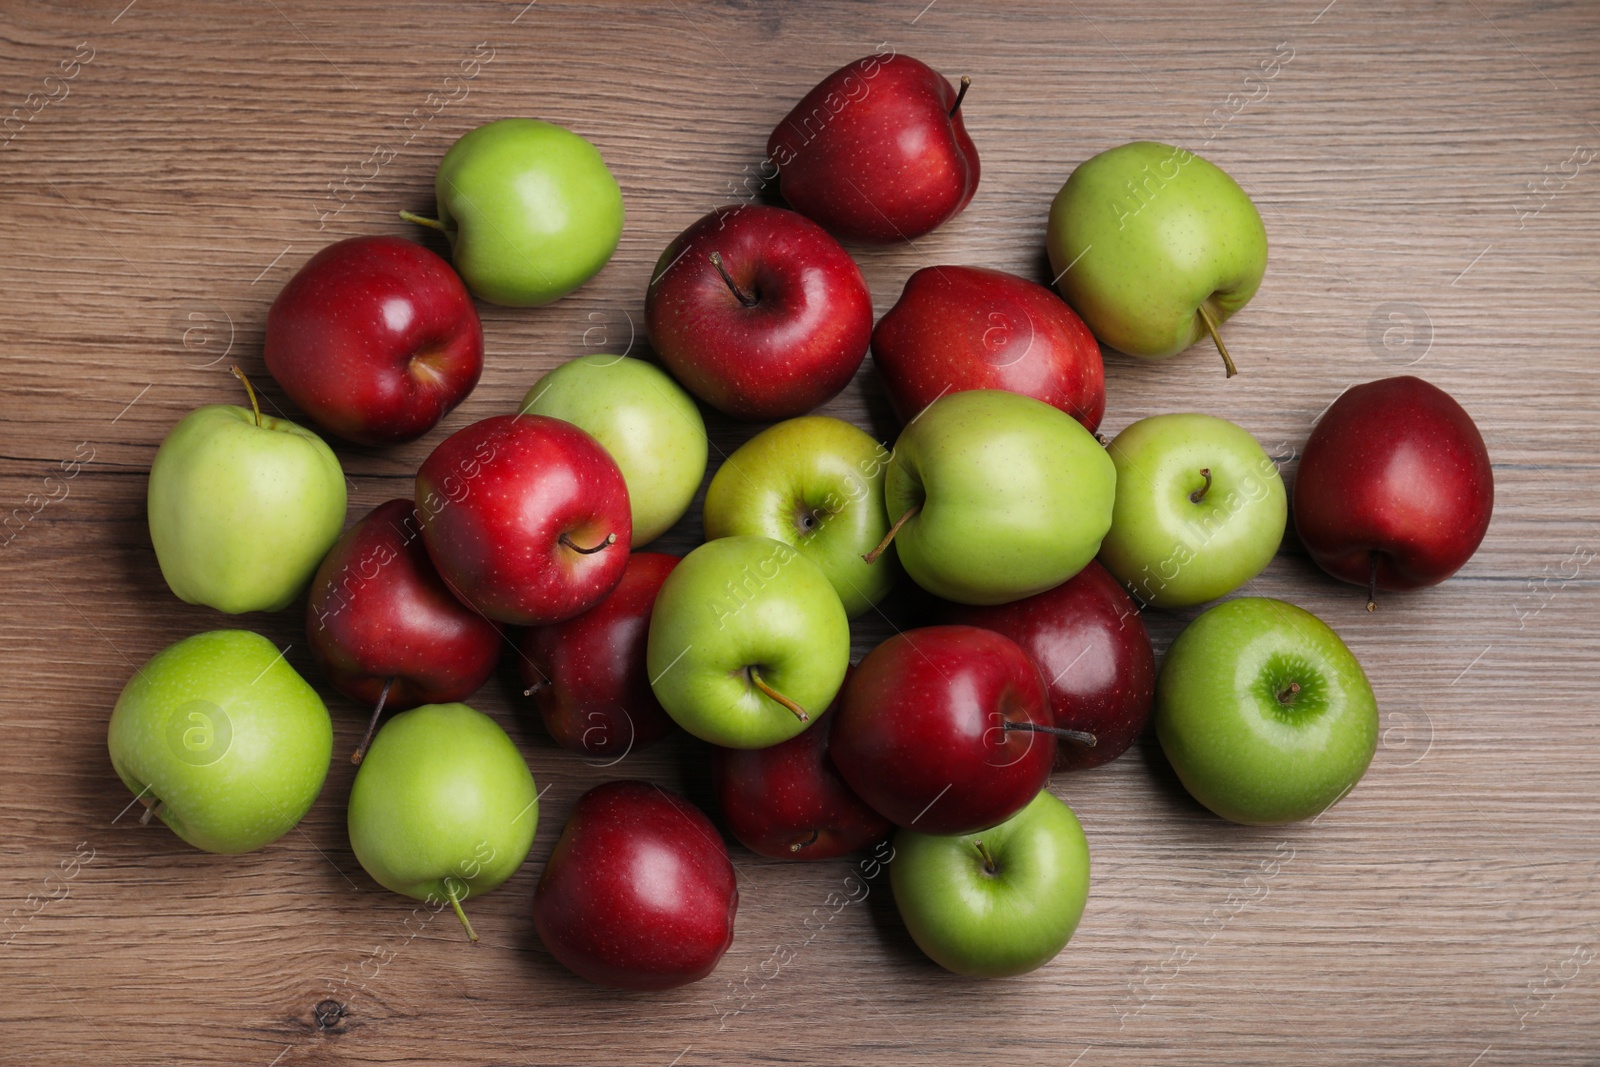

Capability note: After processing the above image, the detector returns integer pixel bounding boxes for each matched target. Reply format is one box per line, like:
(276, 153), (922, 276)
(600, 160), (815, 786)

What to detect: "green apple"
(1047, 141), (1267, 376)
(703, 415), (894, 618)
(647, 535), (849, 749)
(148, 379), (346, 615)
(348, 702), (538, 941)
(1098, 413), (1286, 608)
(519, 354), (706, 545)
(875, 389), (1115, 606)
(891, 789), (1090, 978)
(404, 118), (624, 307)
(1157, 597), (1378, 825)
(107, 629), (333, 854)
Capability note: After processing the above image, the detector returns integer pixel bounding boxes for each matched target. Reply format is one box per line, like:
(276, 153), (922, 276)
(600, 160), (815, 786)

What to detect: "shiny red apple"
(306, 498), (501, 763)
(533, 780), (738, 991)
(517, 551), (679, 759)
(872, 265), (1105, 430)
(946, 561), (1154, 771)
(264, 236), (483, 445)
(711, 672), (890, 860)
(644, 204), (873, 420)
(767, 52), (980, 243)
(1294, 375), (1494, 604)
(830, 626), (1057, 835)
(415, 414), (630, 626)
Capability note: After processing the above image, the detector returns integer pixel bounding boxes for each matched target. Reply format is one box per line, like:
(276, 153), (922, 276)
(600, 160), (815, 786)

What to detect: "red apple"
(767, 52), (980, 243)
(533, 780), (738, 991)
(264, 236), (483, 445)
(306, 499), (502, 763)
(1293, 375), (1494, 603)
(830, 626), (1057, 835)
(415, 414), (631, 626)
(644, 204), (873, 420)
(711, 672), (890, 860)
(871, 265), (1105, 431)
(946, 561), (1154, 771)
(517, 551), (679, 758)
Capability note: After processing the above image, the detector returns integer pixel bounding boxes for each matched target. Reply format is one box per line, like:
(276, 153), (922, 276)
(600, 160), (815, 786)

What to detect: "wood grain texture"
(2, 0), (1598, 1063)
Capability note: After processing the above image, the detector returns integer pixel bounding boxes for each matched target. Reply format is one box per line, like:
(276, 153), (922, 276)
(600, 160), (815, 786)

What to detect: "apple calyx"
(1002, 720), (1098, 748)
(398, 209), (452, 235)
(559, 531), (618, 555)
(863, 503), (922, 565)
(748, 666), (808, 722)
(973, 838), (998, 875)
(443, 877), (479, 943)
(351, 677), (395, 766)
(948, 76), (972, 119)
(1196, 303), (1238, 378)
(230, 365), (263, 428)
(708, 251), (758, 308)
(1189, 468), (1213, 505)
(1275, 681), (1302, 706)
(1366, 552), (1379, 613)
(789, 828), (821, 853)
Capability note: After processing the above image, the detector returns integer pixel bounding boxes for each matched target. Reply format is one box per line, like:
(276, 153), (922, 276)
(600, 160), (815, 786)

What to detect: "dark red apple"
(264, 236), (483, 445)
(767, 52), (980, 243)
(872, 265), (1105, 431)
(644, 204), (873, 420)
(1293, 375), (1494, 604)
(830, 626), (1057, 835)
(415, 414), (630, 626)
(946, 561), (1154, 772)
(306, 498), (501, 763)
(533, 780), (738, 991)
(711, 672), (890, 860)
(518, 551), (679, 758)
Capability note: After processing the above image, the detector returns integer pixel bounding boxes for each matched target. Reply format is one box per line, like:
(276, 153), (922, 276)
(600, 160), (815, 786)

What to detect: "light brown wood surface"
(3, 1), (1598, 1063)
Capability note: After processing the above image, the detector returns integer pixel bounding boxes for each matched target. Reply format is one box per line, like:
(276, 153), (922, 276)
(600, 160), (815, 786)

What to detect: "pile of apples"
(107, 53), (1496, 987)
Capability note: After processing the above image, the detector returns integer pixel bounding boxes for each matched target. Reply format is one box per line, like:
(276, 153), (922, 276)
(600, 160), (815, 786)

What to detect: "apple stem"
(1366, 552), (1378, 613)
(974, 838), (998, 874)
(559, 531), (617, 555)
(948, 76), (972, 119)
(863, 503), (922, 565)
(1003, 720), (1097, 748)
(708, 251), (758, 307)
(748, 666), (808, 722)
(1276, 682), (1301, 705)
(522, 678), (549, 698)
(351, 677), (395, 766)
(398, 209), (449, 233)
(1197, 303), (1238, 378)
(230, 365), (263, 428)
(790, 829), (820, 853)
(1189, 468), (1212, 505)
(444, 878), (479, 943)
(138, 798), (163, 826)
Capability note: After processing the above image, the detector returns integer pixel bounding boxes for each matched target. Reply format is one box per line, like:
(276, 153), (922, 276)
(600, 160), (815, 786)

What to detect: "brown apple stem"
(138, 798), (163, 826)
(789, 828), (820, 854)
(1189, 468), (1213, 504)
(974, 838), (998, 874)
(398, 209), (448, 233)
(863, 503), (922, 565)
(522, 678), (549, 698)
(230, 365), (263, 428)
(444, 879), (479, 943)
(1276, 682), (1301, 705)
(708, 251), (758, 307)
(1197, 303), (1238, 378)
(351, 677), (395, 766)
(748, 666), (808, 722)
(1003, 720), (1097, 748)
(559, 531), (617, 555)
(1366, 552), (1378, 613)
(948, 76), (972, 119)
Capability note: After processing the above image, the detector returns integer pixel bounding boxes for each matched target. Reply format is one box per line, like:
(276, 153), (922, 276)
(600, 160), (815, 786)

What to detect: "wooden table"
(3, 1), (1597, 1063)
